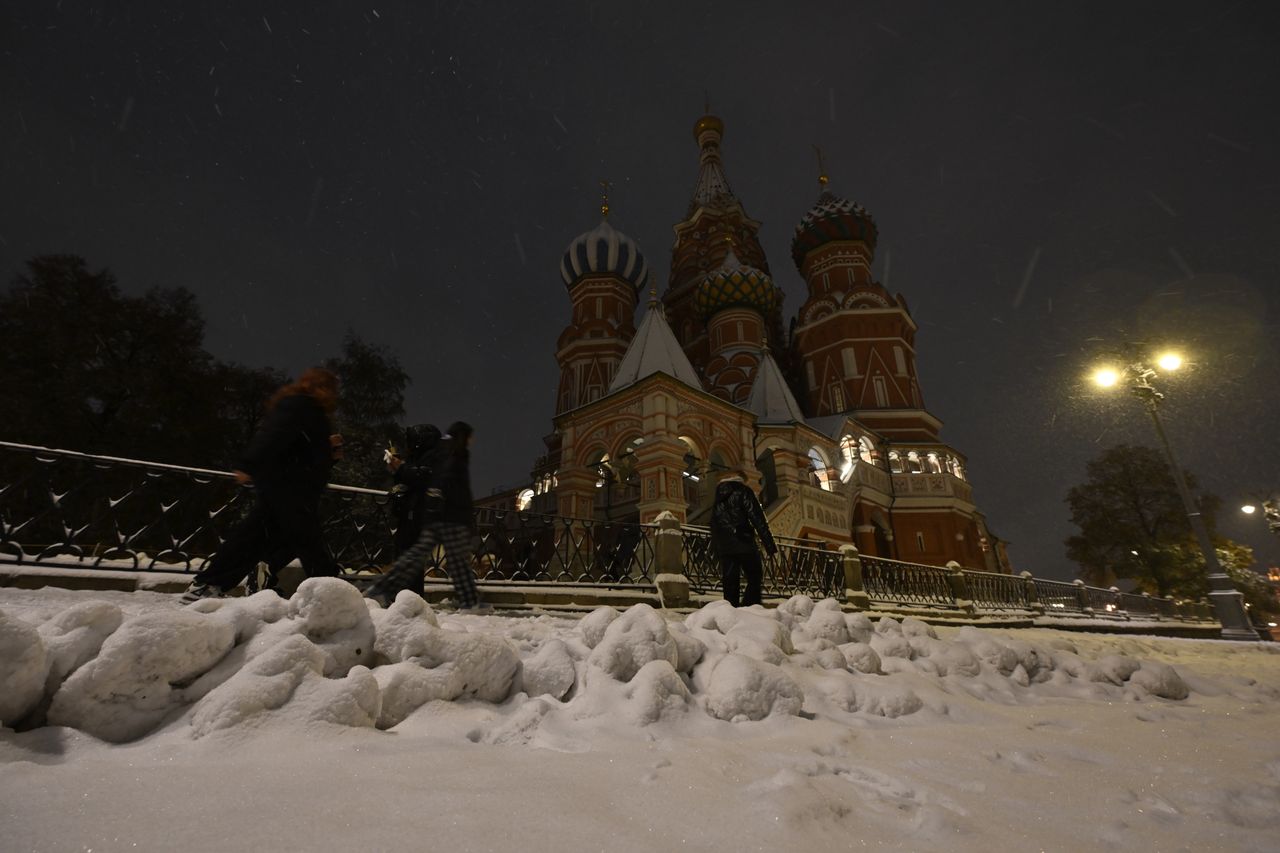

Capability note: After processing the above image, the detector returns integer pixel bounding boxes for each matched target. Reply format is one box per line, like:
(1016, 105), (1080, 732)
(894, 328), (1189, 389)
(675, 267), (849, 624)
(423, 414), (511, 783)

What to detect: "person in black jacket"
(180, 368), (343, 603)
(387, 423), (442, 556)
(364, 421), (489, 612)
(709, 468), (778, 607)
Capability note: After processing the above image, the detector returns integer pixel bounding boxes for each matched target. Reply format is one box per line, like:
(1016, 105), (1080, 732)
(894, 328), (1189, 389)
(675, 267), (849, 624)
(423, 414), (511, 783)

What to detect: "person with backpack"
(364, 421), (490, 612)
(709, 467), (778, 607)
(180, 368), (343, 604)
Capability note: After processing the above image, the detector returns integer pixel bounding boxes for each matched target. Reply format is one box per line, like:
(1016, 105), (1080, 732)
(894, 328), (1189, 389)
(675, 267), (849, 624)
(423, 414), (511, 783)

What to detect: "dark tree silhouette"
(1064, 443), (1224, 597)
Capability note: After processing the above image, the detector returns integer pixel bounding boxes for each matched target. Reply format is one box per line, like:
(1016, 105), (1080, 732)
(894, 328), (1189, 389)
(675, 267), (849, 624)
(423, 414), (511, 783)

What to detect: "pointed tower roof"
(746, 345), (806, 424)
(688, 112), (738, 213)
(608, 288), (702, 393)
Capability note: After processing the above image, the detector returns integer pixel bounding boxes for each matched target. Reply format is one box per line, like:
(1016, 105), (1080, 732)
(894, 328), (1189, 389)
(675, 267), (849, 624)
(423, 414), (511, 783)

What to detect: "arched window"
(838, 435), (858, 482)
(906, 451), (923, 473)
(888, 451), (904, 473)
(926, 452), (943, 474)
(859, 436), (876, 465)
(808, 447), (834, 491)
(516, 488), (534, 511)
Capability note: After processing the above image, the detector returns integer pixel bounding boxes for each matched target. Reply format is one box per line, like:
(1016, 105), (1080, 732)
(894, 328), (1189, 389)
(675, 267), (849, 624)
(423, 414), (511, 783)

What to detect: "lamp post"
(1092, 351), (1259, 640)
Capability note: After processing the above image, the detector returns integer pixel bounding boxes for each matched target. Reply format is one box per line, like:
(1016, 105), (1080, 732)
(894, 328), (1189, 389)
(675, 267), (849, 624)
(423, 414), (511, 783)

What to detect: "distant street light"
(1241, 497), (1280, 537)
(1090, 349), (1260, 640)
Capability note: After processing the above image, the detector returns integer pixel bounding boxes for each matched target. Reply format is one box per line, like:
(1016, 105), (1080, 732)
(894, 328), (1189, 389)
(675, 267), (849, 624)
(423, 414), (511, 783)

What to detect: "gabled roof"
(607, 295), (702, 393)
(745, 347), (806, 425)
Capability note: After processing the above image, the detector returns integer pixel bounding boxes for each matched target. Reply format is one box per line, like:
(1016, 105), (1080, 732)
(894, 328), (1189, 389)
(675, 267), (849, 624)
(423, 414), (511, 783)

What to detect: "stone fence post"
(652, 510), (690, 608)
(945, 560), (976, 616)
(1073, 578), (1093, 615)
(1109, 586), (1128, 620)
(1020, 570), (1045, 615)
(840, 544), (870, 611)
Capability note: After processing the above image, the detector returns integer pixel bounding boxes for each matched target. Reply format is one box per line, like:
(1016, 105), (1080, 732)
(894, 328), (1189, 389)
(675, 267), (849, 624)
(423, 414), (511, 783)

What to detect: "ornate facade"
(506, 113), (1009, 572)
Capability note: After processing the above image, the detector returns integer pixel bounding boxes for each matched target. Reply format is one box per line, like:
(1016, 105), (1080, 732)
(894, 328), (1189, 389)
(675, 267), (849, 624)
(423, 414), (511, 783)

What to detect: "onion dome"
(790, 190), (879, 271)
(559, 218), (649, 290)
(694, 248), (781, 318)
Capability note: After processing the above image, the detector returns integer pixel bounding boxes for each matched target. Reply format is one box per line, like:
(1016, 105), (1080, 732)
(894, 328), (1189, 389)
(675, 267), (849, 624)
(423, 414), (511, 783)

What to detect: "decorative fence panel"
(964, 570), (1032, 611)
(0, 441), (395, 574)
(471, 507), (656, 588)
(1034, 579), (1086, 614)
(680, 527), (843, 600)
(860, 555), (957, 608)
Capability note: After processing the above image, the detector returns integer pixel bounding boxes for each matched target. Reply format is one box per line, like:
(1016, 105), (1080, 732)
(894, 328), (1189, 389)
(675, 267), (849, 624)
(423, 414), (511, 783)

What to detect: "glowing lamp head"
(1092, 367), (1121, 388)
(1156, 352), (1183, 372)
(1242, 504), (1257, 515)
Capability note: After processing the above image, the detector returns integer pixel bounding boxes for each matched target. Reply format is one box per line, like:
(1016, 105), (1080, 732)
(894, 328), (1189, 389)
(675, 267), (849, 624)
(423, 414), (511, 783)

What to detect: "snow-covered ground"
(2, 580), (1278, 853)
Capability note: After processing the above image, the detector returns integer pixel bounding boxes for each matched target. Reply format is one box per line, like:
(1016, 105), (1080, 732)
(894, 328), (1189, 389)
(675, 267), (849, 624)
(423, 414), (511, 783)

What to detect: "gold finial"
(813, 144), (829, 189)
(599, 179), (611, 218)
(648, 284), (659, 308)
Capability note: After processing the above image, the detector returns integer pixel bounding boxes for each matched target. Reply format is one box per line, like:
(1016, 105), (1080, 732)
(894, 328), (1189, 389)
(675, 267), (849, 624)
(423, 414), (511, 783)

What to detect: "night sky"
(4, 1), (1279, 578)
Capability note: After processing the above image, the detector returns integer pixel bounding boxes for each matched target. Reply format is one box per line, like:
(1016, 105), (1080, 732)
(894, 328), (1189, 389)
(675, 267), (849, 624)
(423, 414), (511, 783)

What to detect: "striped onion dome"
(790, 190), (879, 270)
(694, 248), (780, 318)
(559, 219), (649, 290)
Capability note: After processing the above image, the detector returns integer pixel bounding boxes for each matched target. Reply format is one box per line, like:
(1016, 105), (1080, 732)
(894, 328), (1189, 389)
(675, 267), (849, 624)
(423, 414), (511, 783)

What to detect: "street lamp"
(1090, 349), (1260, 640)
(1241, 497), (1280, 537)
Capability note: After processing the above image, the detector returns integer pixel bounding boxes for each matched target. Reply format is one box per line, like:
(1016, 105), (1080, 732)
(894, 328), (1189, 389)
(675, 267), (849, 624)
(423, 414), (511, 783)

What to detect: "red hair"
(268, 367), (339, 414)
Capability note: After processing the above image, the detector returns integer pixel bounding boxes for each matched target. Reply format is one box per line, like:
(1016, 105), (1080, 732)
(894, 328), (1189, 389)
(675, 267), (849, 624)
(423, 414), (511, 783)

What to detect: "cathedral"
(500, 111), (1009, 573)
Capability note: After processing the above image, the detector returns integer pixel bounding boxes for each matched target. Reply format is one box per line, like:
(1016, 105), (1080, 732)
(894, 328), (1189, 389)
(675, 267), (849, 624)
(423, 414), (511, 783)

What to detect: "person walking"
(387, 423), (442, 557)
(709, 467), (777, 607)
(364, 421), (489, 612)
(180, 368), (343, 603)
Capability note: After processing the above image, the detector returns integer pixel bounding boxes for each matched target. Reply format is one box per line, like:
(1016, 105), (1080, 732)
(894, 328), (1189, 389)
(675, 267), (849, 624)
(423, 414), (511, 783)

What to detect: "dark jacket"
(237, 394), (334, 496)
(390, 423), (441, 526)
(428, 421), (475, 527)
(710, 478), (777, 557)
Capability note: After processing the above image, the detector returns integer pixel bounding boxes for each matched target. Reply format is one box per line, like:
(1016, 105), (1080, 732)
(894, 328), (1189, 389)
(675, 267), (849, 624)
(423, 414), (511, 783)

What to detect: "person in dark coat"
(709, 468), (778, 607)
(364, 421), (489, 612)
(181, 368), (342, 603)
(388, 423), (442, 556)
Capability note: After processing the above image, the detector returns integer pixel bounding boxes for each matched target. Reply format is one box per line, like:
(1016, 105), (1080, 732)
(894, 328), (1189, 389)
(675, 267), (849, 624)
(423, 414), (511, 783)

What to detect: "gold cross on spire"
(599, 179), (611, 218)
(813, 144), (829, 189)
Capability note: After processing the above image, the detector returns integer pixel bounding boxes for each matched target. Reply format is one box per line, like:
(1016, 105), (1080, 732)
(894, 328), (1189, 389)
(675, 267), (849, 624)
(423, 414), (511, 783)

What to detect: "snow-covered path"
(2, 583), (1278, 852)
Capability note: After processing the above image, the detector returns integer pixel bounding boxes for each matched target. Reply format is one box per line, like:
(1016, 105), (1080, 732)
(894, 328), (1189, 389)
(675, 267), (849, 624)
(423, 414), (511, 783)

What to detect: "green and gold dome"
(695, 247), (781, 318)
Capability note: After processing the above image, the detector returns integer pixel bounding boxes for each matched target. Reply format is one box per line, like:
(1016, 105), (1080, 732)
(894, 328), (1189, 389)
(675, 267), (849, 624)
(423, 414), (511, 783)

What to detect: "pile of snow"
(0, 586), (1204, 741)
(3, 584), (1279, 852)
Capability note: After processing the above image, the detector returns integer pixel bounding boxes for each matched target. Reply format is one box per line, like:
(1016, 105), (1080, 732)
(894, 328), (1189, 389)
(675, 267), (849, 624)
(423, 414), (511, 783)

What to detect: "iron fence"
(0, 441), (394, 574)
(1034, 579), (1086, 614)
(860, 555), (957, 608)
(680, 527), (843, 600)
(964, 569), (1032, 611)
(0, 442), (1206, 622)
(471, 507), (656, 588)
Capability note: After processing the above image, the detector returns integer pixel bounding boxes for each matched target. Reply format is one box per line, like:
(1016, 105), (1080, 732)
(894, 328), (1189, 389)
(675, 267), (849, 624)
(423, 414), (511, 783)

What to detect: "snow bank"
(0, 592), (1215, 745)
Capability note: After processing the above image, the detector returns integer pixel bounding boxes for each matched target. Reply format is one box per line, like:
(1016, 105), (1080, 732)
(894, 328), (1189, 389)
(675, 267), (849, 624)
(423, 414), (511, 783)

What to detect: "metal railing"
(1034, 579), (1087, 614)
(680, 526), (843, 600)
(471, 507), (656, 588)
(0, 442), (1214, 624)
(964, 569), (1032, 611)
(861, 554), (957, 608)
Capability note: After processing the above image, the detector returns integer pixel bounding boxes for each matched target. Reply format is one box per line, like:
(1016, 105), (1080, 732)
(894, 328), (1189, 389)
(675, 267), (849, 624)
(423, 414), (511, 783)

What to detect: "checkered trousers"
(367, 520), (479, 608)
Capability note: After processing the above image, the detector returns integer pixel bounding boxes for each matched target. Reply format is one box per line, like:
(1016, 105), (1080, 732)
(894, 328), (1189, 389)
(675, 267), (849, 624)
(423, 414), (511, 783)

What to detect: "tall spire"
(689, 108), (735, 212)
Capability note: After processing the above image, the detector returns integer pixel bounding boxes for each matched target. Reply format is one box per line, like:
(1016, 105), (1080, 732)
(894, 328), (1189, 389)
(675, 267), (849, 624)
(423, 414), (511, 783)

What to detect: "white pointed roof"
(608, 293), (702, 393)
(746, 347), (806, 424)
